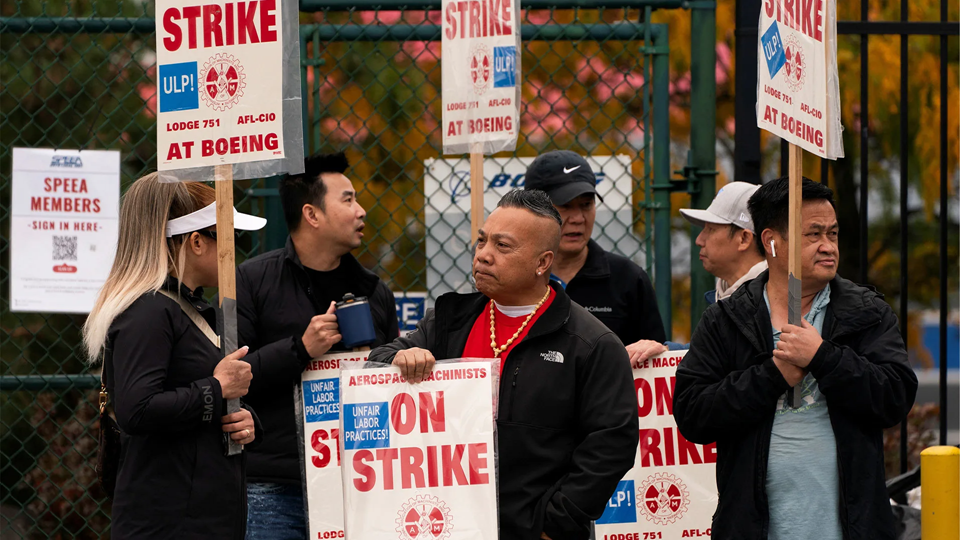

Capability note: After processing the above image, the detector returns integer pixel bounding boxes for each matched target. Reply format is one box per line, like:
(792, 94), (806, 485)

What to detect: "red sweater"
(461, 289), (556, 375)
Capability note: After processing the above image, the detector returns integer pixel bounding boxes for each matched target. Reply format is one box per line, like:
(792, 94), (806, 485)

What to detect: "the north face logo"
(541, 351), (564, 364)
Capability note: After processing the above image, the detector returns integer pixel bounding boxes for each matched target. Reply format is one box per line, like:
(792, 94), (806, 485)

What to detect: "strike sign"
(156, 0), (286, 169)
(300, 352), (370, 540)
(756, 0), (843, 159)
(595, 351), (718, 540)
(441, 0), (521, 154)
(340, 361), (498, 540)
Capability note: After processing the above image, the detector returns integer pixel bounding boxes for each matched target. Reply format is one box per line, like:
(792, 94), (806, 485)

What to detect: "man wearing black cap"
(524, 150), (667, 350)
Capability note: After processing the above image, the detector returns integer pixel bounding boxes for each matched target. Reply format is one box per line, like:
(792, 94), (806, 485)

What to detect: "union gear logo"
(200, 53), (246, 111)
(782, 35), (806, 93)
(396, 495), (452, 540)
(636, 473), (690, 525)
(469, 44), (492, 95)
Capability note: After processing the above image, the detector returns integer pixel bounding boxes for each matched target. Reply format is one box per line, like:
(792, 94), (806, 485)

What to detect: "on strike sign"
(595, 351), (717, 540)
(300, 352), (370, 540)
(340, 361), (498, 540)
(756, 0), (843, 159)
(10, 148), (120, 313)
(156, 0), (285, 170)
(441, 0), (521, 155)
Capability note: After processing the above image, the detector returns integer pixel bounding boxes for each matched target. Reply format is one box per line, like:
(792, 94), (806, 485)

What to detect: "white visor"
(166, 202), (267, 237)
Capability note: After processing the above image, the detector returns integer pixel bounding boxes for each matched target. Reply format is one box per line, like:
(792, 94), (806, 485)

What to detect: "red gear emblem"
(469, 44), (492, 96)
(637, 473), (690, 525)
(396, 495), (452, 540)
(200, 53), (246, 111)
(782, 36), (806, 93)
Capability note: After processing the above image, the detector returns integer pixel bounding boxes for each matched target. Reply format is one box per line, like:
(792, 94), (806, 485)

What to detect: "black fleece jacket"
(369, 283), (638, 540)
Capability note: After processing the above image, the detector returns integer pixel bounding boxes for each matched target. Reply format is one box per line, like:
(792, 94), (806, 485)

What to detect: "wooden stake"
(469, 144), (484, 244)
(215, 164), (243, 455)
(787, 143), (803, 409)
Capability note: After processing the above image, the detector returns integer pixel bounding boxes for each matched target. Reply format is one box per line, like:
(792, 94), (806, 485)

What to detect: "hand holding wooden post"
(787, 144), (803, 409)
(215, 164), (243, 455)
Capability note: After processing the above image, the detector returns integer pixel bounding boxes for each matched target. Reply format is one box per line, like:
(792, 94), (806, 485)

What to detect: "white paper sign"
(340, 362), (498, 540)
(156, 0), (285, 170)
(595, 351), (718, 540)
(9, 148), (120, 313)
(425, 155), (641, 298)
(756, 0), (842, 159)
(441, 0), (520, 155)
(301, 352), (370, 540)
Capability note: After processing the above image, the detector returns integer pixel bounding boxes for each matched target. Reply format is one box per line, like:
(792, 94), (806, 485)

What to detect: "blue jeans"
(246, 482), (307, 540)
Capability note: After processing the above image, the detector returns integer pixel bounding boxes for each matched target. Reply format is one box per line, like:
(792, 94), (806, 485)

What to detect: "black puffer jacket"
(369, 283), (638, 540)
(105, 278), (261, 540)
(674, 272), (918, 540)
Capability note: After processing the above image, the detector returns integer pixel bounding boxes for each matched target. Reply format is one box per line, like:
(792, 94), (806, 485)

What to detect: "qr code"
(53, 236), (78, 261)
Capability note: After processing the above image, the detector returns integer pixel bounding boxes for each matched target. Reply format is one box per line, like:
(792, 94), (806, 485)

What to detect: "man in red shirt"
(370, 189), (639, 540)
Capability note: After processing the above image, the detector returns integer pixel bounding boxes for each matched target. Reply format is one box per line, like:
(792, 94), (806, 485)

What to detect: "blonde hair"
(83, 174), (216, 363)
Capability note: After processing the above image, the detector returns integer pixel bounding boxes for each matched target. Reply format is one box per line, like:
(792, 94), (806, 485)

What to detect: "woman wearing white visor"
(83, 173), (266, 539)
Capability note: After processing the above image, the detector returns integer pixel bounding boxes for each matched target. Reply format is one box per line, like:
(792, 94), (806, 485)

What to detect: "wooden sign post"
(214, 164), (243, 454)
(787, 144), (803, 408)
(470, 145), (484, 243)
(155, 0), (303, 455)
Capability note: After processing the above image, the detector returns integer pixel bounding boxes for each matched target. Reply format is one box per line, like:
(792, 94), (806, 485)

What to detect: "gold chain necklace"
(489, 287), (551, 356)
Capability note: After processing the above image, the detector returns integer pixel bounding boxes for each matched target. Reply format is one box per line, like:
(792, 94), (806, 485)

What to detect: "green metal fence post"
(688, 2), (717, 332)
(650, 25), (672, 340)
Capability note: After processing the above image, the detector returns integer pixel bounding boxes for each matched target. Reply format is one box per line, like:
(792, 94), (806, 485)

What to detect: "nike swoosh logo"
(563, 165), (581, 174)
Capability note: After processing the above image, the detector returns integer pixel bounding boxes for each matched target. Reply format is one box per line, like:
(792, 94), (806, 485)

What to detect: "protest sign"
(595, 351), (718, 540)
(339, 361), (498, 540)
(300, 351), (370, 540)
(156, 0), (288, 170)
(155, 0), (303, 454)
(9, 148), (120, 313)
(756, 0), (842, 159)
(441, 0), (521, 157)
(424, 155), (640, 298)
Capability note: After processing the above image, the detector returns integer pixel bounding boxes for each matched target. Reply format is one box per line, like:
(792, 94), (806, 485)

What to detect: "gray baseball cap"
(679, 181), (759, 233)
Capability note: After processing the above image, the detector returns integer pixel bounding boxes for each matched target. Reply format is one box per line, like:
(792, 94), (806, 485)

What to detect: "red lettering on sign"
(311, 428), (341, 468)
(160, 1), (279, 52)
(352, 450), (375, 492)
(400, 447), (425, 489)
(444, 0), (512, 40)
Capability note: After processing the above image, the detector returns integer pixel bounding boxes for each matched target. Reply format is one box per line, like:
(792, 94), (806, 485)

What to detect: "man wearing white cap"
(679, 181), (767, 304)
(629, 182), (766, 366)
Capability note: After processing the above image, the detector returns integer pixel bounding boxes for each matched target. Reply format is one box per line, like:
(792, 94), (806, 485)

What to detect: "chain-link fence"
(1, 1), (707, 536)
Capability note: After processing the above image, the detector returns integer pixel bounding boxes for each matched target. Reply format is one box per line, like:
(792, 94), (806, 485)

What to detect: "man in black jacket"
(674, 177), (918, 540)
(522, 151), (666, 354)
(370, 189), (638, 540)
(238, 153), (399, 538)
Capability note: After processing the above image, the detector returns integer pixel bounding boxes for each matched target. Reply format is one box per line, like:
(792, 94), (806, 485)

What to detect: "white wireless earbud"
(770, 240), (777, 258)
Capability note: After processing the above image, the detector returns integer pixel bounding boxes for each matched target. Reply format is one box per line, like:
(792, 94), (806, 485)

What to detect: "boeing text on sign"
(156, 0), (286, 170)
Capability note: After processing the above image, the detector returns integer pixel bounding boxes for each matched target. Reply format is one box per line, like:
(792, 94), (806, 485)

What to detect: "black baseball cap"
(524, 150), (603, 205)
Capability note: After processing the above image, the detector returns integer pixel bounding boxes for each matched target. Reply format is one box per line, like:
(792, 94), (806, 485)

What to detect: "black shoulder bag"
(96, 368), (122, 497)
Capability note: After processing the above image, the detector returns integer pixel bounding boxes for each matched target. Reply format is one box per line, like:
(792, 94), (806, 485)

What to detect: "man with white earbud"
(674, 176), (918, 540)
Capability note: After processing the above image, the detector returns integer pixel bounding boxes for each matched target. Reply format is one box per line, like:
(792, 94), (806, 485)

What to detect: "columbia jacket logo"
(540, 351), (564, 364)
